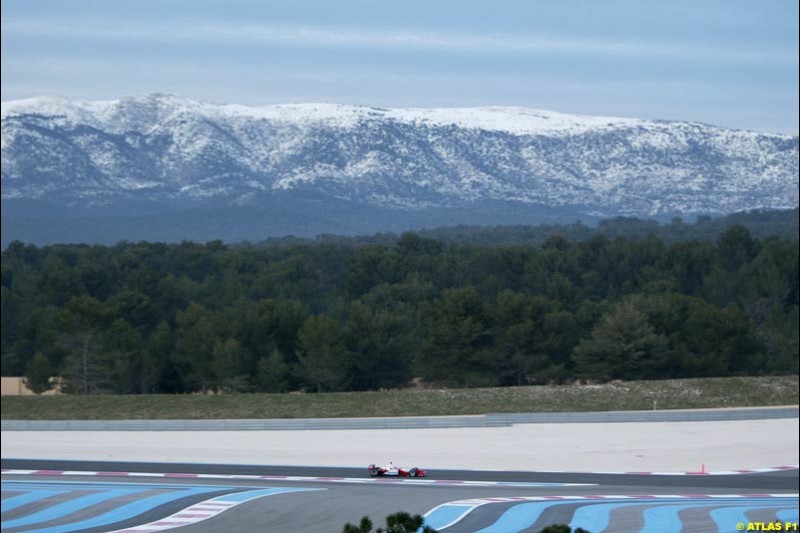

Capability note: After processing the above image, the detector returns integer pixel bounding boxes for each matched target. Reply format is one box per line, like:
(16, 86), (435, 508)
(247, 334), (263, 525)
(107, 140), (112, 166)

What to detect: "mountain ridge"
(4, 93), (794, 136)
(0, 93), (655, 135)
(2, 94), (798, 244)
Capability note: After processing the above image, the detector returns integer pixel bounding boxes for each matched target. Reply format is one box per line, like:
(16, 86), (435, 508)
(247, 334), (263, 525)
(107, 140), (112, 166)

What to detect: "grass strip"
(2, 376), (797, 420)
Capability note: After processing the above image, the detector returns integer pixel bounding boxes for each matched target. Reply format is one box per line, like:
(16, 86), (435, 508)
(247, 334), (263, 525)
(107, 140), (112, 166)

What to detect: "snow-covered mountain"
(1, 93), (798, 244)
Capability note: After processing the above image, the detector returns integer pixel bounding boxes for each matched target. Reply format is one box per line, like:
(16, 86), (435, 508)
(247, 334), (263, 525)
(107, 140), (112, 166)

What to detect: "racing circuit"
(2, 409), (799, 532)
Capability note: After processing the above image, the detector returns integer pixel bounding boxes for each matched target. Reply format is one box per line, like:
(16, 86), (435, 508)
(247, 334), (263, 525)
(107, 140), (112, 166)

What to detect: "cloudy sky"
(2, 0), (798, 133)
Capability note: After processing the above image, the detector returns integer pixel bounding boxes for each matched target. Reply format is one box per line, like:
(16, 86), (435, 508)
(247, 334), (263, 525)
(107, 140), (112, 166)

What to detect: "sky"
(1, 0), (798, 134)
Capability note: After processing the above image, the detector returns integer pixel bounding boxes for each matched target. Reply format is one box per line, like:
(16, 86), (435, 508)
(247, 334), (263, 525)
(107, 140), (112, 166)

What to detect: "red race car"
(368, 463), (426, 478)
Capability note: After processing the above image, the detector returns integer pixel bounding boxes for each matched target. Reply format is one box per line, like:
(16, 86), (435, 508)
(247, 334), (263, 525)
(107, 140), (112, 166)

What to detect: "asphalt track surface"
(2, 459), (798, 532)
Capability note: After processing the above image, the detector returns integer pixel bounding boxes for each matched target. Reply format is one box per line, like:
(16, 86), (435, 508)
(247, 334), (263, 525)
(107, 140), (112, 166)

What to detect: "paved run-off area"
(3, 417), (798, 473)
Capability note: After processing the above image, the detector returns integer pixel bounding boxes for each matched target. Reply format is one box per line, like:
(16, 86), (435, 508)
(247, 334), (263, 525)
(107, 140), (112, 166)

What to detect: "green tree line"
(1, 225), (797, 394)
(265, 208), (799, 247)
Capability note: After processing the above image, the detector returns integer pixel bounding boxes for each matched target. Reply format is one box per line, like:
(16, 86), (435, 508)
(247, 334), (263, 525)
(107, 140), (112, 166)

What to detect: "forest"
(1, 211), (798, 394)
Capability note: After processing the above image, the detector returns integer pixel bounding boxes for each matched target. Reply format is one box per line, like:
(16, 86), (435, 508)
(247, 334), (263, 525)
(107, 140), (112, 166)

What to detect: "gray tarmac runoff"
(2, 410), (798, 532)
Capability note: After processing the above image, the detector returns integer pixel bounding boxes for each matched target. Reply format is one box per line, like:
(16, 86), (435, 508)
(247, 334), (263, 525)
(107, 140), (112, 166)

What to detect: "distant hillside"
(263, 208), (799, 248)
(2, 93), (797, 246)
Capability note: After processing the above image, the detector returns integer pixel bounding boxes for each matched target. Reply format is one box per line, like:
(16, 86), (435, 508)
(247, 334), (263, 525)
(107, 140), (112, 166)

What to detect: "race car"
(368, 463), (426, 478)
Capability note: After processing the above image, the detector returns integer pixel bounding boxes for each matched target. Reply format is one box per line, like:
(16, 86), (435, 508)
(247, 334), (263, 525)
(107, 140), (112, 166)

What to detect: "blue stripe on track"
(12, 487), (223, 533)
(423, 504), (475, 531)
(710, 502), (799, 532)
(431, 497), (799, 533)
(778, 508), (799, 522)
(570, 498), (798, 533)
(2, 490), (68, 512)
(472, 502), (567, 533)
(642, 500), (798, 533)
(475, 498), (668, 533)
(569, 500), (652, 532)
(2, 489), (148, 529)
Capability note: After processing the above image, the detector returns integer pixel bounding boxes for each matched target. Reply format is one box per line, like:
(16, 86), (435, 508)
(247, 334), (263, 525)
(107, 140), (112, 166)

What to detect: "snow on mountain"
(1, 94), (644, 134)
(2, 93), (798, 218)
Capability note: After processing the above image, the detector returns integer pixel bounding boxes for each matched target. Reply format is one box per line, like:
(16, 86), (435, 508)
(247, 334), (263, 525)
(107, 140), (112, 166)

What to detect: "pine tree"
(23, 352), (53, 394)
